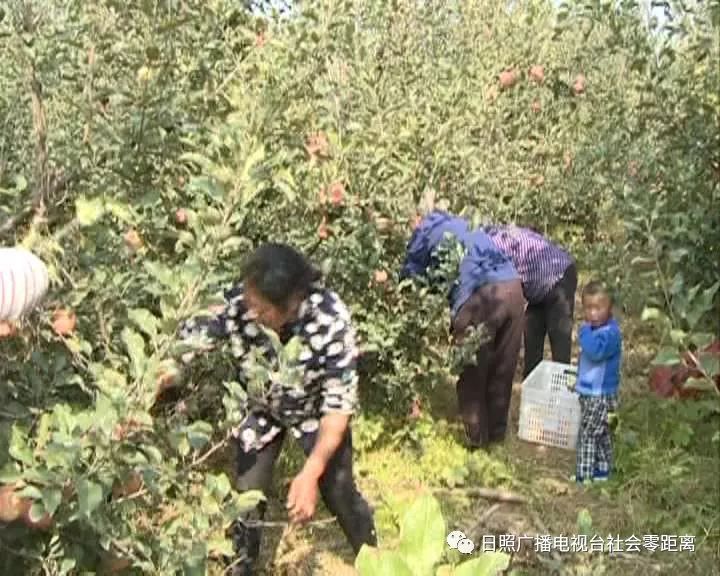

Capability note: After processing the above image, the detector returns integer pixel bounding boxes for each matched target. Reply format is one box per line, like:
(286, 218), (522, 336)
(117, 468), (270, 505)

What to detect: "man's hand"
(286, 469), (320, 525)
(285, 413), (351, 524)
(0, 321), (17, 339)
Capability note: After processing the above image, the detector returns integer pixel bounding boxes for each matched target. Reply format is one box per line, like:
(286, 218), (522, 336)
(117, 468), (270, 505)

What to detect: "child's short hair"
(582, 280), (614, 303)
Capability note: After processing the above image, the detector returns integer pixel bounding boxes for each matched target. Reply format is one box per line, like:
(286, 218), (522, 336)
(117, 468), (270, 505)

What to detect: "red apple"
(373, 270), (388, 284)
(529, 65), (545, 83)
(123, 229), (143, 251)
(410, 398), (422, 419)
(499, 69), (519, 89)
(0, 321), (17, 339)
(318, 217), (329, 240)
(112, 471), (143, 500)
(573, 74), (586, 95)
(52, 309), (77, 336)
(328, 181), (345, 206)
(0, 485), (29, 523)
(175, 208), (188, 225)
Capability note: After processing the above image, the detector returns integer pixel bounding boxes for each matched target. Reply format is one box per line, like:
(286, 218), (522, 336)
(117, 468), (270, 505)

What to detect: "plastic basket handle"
(563, 367), (578, 392)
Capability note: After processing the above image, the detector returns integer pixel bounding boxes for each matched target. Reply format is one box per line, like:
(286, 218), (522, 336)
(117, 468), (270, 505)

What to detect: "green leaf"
(59, 559), (76, 575)
(397, 495), (446, 575)
(215, 474), (232, 499)
(141, 444), (164, 464)
(355, 546), (414, 576)
(232, 489), (265, 513)
(208, 537), (234, 557)
(128, 308), (159, 341)
(35, 413), (53, 451)
(690, 332), (715, 350)
(701, 282), (720, 308)
(189, 176), (225, 202)
(94, 367), (128, 395)
(274, 169), (296, 202)
(669, 422), (694, 448)
(454, 553), (511, 576)
(577, 508), (593, 535)
(143, 261), (177, 290)
(94, 393), (119, 434)
(17, 485), (43, 500)
(15, 174), (28, 192)
(670, 273), (685, 296)
(183, 554), (207, 576)
(698, 354), (720, 379)
(177, 436), (191, 457)
(686, 283), (720, 328)
(186, 421), (214, 451)
(641, 307), (666, 323)
(105, 200), (135, 224)
(652, 347), (681, 366)
(77, 479), (104, 517)
(0, 463), (22, 484)
(180, 151), (216, 172)
(28, 501), (48, 523)
(207, 473), (232, 500)
(221, 237), (245, 253)
(76, 196), (105, 227)
(42, 487), (63, 516)
(9, 425), (33, 465)
(121, 327), (147, 379)
(669, 248), (689, 263)
(241, 147), (265, 183)
(670, 329), (687, 345)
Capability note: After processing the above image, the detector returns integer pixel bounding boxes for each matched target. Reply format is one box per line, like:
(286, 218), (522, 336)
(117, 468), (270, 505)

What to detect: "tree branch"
(432, 486), (528, 504)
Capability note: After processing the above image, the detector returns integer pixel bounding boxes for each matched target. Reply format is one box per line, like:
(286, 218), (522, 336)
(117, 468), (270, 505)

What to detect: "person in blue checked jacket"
(400, 210), (526, 449)
(575, 280), (622, 483)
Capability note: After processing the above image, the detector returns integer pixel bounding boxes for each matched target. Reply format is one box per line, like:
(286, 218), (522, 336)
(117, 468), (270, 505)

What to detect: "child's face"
(583, 293), (612, 327)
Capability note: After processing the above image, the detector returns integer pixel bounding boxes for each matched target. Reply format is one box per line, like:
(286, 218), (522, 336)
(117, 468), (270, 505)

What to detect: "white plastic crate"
(518, 361), (581, 451)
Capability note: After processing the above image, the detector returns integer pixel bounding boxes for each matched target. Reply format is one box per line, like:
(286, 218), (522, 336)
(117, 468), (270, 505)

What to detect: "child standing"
(575, 281), (622, 483)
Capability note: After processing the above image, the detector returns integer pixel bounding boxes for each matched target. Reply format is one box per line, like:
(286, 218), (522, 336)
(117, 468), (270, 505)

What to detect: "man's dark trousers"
(452, 279), (525, 448)
(231, 428), (377, 574)
(523, 264), (578, 378)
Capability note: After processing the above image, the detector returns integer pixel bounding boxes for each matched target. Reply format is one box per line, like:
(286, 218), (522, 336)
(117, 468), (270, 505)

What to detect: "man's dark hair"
(241, 243), (321, 308)
(582, 280), (614, 304)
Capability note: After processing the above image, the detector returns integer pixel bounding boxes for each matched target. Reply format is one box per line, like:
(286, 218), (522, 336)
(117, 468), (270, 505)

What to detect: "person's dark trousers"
(230, 427), (377, 575)
(452, 279), (525, 448)
(523, 264), (578, 378)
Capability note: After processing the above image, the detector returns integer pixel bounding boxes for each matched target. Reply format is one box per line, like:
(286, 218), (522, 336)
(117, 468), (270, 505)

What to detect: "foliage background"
(0, 0), (718, 574)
